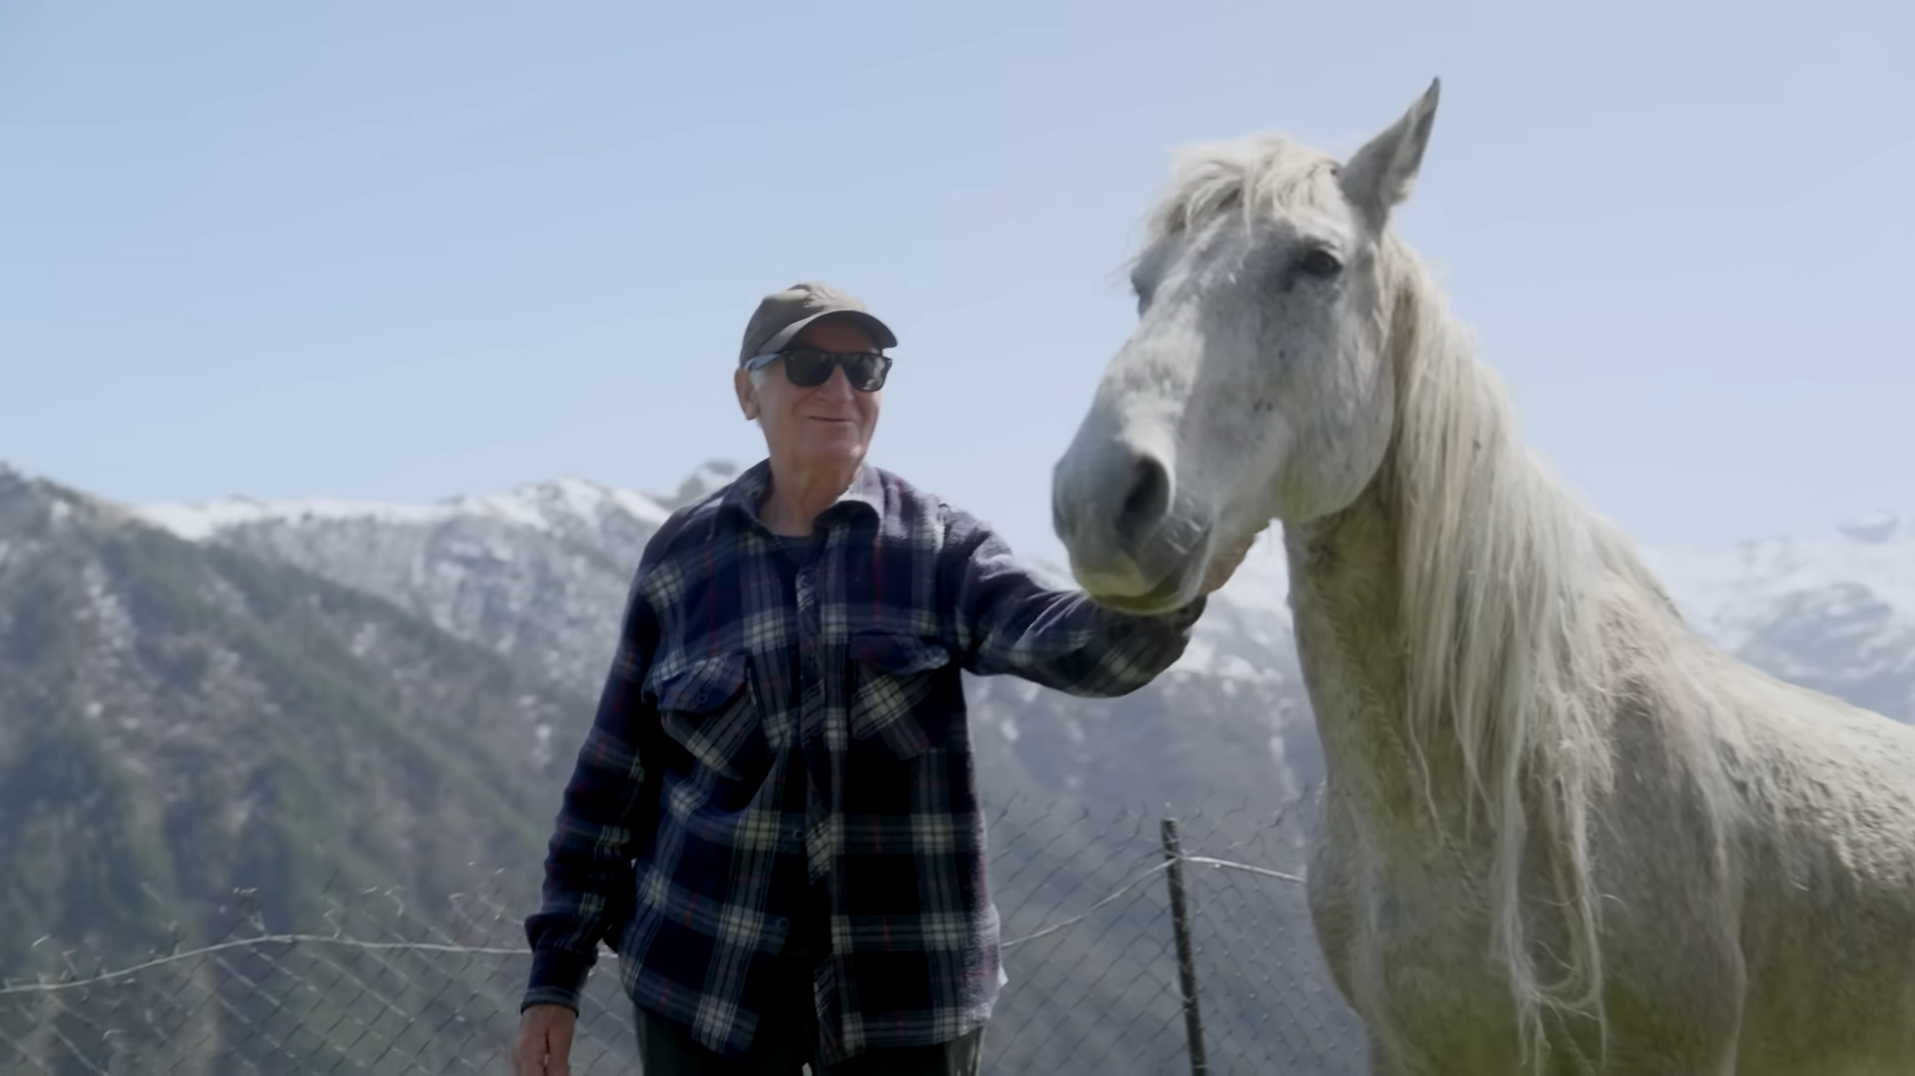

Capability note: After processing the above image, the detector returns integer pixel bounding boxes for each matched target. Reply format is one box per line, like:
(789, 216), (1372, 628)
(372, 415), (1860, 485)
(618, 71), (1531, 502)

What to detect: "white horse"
(1050, 79), (1915, 1075)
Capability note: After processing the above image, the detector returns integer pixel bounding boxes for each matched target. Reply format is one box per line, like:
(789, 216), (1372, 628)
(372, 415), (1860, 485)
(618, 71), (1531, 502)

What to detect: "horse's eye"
(1299, 248), (1343, 278)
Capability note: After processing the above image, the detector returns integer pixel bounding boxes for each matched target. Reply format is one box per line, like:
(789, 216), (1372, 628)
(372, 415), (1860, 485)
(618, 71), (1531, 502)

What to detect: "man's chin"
(786, 437), (868, 466)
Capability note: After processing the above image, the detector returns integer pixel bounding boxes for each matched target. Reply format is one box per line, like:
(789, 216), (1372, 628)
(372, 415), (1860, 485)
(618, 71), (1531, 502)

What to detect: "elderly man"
(514, 282), (1249, 1075)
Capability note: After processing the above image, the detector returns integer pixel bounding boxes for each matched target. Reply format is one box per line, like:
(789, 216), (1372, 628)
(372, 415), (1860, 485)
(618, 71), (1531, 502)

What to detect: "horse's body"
(1049, 80), (1915, 1074)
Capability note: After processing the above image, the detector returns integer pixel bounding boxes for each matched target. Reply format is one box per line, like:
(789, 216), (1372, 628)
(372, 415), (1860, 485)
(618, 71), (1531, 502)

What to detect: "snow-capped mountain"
(135, 463), (744, 691)
(1642, 513), (1915, 724)
(0, 464), (586, 995)
(1642, 513), (1915, 651)
(128, 460), (1914, 812)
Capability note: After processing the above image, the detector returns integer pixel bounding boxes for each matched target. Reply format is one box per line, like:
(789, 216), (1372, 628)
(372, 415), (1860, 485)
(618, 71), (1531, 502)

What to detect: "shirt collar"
(713, 458), (884, 537)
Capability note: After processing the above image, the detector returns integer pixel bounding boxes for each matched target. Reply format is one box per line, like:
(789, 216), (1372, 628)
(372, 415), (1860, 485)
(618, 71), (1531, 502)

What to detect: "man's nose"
(814, 363), (855, 399)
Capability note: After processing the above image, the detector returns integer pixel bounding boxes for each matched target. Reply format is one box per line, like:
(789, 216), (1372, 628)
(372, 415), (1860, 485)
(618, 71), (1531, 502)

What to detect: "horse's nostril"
(1116, 453), (1172, 544)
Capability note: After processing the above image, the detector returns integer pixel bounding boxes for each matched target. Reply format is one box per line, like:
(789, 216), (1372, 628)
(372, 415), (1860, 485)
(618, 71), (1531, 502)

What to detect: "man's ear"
(735, 367), (760, 421)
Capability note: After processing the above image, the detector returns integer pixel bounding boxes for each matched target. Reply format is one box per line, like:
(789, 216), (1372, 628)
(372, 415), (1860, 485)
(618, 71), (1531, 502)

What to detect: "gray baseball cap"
(737, 281), (899, 367)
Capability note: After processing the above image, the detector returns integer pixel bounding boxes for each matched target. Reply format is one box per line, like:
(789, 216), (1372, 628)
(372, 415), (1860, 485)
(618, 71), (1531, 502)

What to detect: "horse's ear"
(1340, 78), (1441, 230)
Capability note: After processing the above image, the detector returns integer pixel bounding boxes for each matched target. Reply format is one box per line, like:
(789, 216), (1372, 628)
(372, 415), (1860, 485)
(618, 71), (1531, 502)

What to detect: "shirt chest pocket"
(846, 632), (955, 760)
(647, 652), (770, 784)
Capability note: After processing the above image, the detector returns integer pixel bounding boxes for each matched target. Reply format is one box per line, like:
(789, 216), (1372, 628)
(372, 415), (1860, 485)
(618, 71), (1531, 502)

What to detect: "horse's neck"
(1283, 484), (1470, 838)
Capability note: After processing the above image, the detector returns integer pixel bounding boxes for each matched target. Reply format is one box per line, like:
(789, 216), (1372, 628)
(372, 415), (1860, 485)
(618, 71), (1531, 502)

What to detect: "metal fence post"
(1161, 817), (1208, 1076)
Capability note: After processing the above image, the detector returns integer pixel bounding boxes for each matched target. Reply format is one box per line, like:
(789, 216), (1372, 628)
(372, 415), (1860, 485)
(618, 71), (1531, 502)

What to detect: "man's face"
(735, 317), (884, 472)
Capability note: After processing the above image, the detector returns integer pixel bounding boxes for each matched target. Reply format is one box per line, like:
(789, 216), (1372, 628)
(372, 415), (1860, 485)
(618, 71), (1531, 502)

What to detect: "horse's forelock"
(1139, 135), (1346, 256)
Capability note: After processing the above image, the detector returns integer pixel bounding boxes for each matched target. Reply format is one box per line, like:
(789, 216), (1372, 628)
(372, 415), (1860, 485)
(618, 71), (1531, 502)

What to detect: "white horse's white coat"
(1050, 80), (1915, 1074)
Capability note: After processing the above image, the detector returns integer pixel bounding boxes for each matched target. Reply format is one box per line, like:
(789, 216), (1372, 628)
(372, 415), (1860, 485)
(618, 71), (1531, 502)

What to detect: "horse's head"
(1052, 80), (1440, 613)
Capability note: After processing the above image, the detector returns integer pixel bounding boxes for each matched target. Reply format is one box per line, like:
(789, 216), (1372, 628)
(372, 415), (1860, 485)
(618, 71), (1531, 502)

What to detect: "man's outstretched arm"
(941, 506), (1255, 696)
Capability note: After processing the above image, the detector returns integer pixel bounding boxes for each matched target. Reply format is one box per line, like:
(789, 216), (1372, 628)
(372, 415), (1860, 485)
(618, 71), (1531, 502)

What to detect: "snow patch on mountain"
(666, 460), (747, 508)
(137, 476), (675, 542)
(1640, 511), (1915, 653)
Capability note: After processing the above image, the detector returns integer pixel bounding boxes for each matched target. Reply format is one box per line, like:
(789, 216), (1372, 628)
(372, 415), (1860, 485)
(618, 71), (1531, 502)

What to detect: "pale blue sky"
(4, 0), (1910, 566)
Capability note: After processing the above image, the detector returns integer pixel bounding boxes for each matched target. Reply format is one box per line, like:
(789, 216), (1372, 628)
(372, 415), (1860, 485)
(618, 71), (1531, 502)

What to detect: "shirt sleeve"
(940, 504), (1204, 696)
(519, 536), (671, 1014)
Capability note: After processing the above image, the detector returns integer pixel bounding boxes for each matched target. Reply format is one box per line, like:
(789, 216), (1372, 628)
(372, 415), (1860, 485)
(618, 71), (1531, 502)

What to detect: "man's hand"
(513, 1004), (577, 1076)
(1199, 524), (1269, 596)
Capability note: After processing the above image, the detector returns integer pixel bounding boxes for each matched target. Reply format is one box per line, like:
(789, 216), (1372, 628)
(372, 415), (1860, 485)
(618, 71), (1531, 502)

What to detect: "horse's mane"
(1382, 236), (1639, 1055)
(1141, 132), (1698, 1064)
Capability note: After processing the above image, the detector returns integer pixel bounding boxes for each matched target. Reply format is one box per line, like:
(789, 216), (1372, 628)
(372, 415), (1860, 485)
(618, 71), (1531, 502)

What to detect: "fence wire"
(0, 792), (1366, 1075)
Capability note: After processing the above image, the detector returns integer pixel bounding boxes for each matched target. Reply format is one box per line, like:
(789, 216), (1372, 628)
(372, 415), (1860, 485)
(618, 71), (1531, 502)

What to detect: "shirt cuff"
(520, 947), (595, 1014)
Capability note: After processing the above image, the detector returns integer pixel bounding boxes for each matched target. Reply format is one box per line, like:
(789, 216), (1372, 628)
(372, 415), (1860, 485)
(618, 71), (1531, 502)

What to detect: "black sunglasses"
(748, 346), (892, 392)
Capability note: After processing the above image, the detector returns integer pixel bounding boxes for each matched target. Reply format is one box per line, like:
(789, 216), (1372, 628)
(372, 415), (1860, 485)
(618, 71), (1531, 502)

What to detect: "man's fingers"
(512, 1007), (577, 1076)
(511, 1030), (538, 1076)
(513, 1028), (550, 1076)
(548, 1016), (575, 1071)
(513, 1031), (569, 1076)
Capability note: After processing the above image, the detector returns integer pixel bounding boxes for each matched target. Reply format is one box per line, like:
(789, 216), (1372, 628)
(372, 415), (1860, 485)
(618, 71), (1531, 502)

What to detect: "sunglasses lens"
(782, 349), (834, 387)
(844, 354), (888, 391)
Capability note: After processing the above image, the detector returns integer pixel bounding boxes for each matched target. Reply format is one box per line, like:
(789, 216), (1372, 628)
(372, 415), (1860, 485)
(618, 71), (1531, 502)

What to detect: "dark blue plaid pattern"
(521, 461), (1204, 1063)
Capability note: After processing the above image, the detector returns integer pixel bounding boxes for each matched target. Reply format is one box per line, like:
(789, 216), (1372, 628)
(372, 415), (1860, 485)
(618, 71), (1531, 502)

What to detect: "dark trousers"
(632, 958), (983, 1075)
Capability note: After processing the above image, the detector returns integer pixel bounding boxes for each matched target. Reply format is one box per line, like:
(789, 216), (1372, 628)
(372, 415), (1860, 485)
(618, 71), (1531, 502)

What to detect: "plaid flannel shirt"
(521, 460), (1203, 1063)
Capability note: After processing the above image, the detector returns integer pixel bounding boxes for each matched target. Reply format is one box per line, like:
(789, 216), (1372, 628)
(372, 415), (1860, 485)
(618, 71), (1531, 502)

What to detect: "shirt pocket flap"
(651, 653), (749, 712)
(847, 633), (953, 758)
(648, 653), (765, 783)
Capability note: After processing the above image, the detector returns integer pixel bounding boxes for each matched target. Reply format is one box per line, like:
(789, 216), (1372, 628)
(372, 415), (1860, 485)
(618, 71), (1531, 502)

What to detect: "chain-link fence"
(0, 792), (1367, 1075)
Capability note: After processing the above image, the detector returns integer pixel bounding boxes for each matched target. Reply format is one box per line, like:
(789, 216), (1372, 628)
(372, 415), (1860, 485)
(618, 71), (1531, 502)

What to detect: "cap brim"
(753, 310), (898, 361)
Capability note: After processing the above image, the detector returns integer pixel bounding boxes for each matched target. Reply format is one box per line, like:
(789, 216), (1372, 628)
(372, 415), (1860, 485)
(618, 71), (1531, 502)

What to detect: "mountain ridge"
(125, 458), (1915, 691)
(110, 455), (1915, 816)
